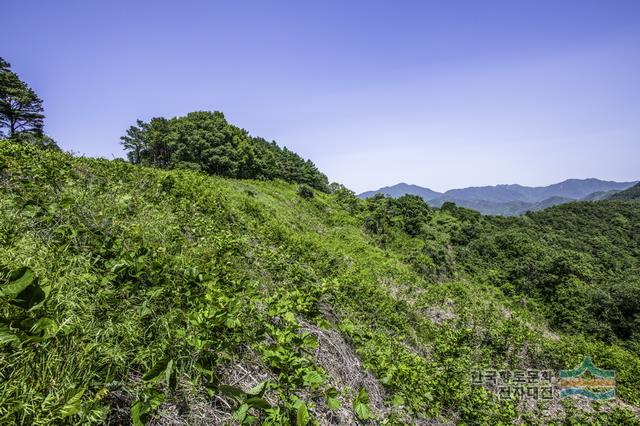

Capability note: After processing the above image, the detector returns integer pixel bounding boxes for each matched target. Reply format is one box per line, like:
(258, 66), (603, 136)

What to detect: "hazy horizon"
(3, 0), (640, 193)
(359, 177), (639, 195)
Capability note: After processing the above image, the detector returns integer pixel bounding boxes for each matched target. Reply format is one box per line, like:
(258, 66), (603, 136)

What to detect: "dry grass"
(299, 319), (388, 425)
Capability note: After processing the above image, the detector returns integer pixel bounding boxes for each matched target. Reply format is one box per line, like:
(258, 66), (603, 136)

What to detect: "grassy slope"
(0, 142), (639, 425)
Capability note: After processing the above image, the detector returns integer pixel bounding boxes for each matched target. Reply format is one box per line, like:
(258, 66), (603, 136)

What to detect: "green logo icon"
(559, 356), (615, 400)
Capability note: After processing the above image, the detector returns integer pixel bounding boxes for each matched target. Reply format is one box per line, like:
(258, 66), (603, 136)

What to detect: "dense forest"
(1, 57), (640, 425)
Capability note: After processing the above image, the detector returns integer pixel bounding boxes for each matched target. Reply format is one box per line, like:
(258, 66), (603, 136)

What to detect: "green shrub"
(297, 184), (314, 199)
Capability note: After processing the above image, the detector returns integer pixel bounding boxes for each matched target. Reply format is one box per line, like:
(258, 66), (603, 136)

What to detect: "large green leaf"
(327, 396), (341, 410)
(165, 359), (177, 391)
(30, 317), (58, 338)
(246, 396), (271, 410)
(353, 388), (372, 421)
(0, 267), (46, 310)
(142, 358), (170, 382)
(60, 387), (85, 418)
(0, 323), (22, 347)
(232, 403), (249, 422)
(219, 384), (246, 403)
(325, 387), (341, 410)
(130, 401), (145, 426)
(1, 267), (35, 298)
(131, 389), (165, 426)
(295, 400), (309, 426)
(12, 282), (46, 310)
(302, 370), (324, 387)
(247, 380), (268, 396)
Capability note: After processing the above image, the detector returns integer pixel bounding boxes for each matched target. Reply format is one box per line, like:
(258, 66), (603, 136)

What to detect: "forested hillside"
(120, 112), (329, 191)
(610, 183), (640, 200)
(1, 141), (639, 425)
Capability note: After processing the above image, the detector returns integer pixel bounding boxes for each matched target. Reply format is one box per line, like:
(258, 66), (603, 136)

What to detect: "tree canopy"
(0, 57), (45, 138)
(121, 111), (329, 190)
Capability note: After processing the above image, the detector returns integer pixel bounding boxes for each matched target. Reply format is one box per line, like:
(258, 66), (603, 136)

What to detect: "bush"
(297, 184), (314, 199)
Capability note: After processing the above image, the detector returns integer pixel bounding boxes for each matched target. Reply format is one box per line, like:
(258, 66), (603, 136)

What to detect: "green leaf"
(317, 318), (331, 330)
(130, 401), (144, 426)
(301, 333), (318, 350)
(295, 401), (309, 426)
(283, 311), (296, 323)
(391, 394), (405, 407)
(142, 358), (169, 382)
(246, 396), (271, 410)
(60, 387), (85, 418)
(219, 384), (246, 403)
(325, 387), (341, 410)
(0, 267), (46, 310)
(353, 388), (372, 421)
(146, 390), (165, 412)
(0, 324), (22, 347)
(193, 362), (214, 381)
(327, 397), (341, 410)
(131, 389), (165, 426)
(12, 282), (45, 310)
(165, 359), (177, 391)
(94, 387), (109, 401)
(302, 370), (324, 387)
(247, 380), (268, 396)
(243, 415), (258, 425)
(30, 317), (58, 338)
(233, 403), (249, 422)
(1, 267), (34, 298)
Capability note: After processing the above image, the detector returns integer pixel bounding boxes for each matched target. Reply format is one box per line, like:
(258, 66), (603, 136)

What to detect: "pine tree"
(0, 57), (45, 138)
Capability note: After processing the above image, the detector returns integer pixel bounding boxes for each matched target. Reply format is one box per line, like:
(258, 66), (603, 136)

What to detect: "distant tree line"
(121, 111), (329, 191)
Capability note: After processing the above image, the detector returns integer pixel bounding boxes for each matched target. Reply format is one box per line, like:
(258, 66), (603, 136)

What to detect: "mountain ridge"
(359, 178), (638, 216)
(358, 182), (442, 200)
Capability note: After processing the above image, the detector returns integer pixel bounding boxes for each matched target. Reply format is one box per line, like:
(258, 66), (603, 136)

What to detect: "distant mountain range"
(358, 178), (638, 216)
(358, 183), (442, 200)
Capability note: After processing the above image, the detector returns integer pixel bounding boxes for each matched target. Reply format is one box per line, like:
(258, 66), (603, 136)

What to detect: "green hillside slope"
(1, 142), (639, 425)
(610, 183), (640, 200)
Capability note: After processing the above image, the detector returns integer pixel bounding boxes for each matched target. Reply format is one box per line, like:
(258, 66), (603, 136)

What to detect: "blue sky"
(3, 0), (640, 192)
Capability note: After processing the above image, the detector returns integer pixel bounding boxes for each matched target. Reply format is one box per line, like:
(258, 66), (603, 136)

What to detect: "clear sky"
(3, 0), (640, 193)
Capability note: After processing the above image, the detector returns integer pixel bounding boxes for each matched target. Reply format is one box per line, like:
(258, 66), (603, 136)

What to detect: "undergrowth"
(0, 142), (638, 425)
